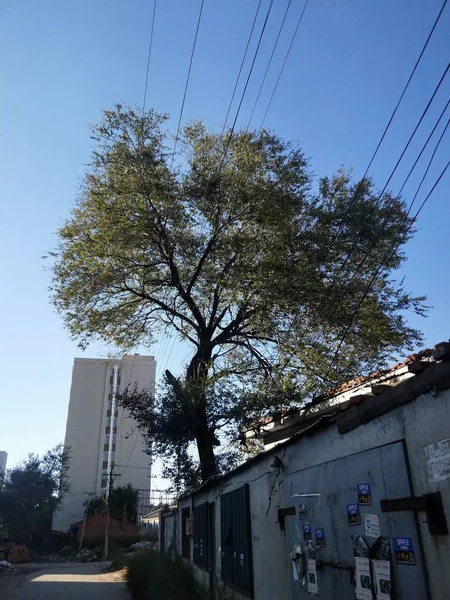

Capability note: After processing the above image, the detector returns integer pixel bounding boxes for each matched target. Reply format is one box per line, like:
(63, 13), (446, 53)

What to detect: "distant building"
(0, 451), (7, 478)
(53, 355), (156, 532)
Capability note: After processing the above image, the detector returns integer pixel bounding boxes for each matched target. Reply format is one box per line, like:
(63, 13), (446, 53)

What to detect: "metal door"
(283, 441), (429, 599)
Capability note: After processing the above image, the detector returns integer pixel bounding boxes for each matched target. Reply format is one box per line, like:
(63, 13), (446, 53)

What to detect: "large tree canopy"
(49, 105), (425, 481)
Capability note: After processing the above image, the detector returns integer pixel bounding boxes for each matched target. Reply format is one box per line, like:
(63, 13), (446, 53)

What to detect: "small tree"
(85, 484), (139, 524)
(0, 445), (70, 545)
(49, 105), (425, 481)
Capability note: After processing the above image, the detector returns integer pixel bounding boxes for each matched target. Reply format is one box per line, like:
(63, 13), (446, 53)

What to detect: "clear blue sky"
(1, 0), (449, 470)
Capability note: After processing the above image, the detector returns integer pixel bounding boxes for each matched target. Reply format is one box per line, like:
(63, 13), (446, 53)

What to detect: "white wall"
(0, 451), (7, 477)
(54, 355), (156, 531)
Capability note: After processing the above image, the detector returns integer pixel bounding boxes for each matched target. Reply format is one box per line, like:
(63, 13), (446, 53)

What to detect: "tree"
(48, 105), (425, 481)
(0, 445), (70, 545)
(84, 484), (139, 524)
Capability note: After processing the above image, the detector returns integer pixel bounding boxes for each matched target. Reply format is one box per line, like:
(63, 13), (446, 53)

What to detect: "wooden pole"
(78, 493), (91, 552)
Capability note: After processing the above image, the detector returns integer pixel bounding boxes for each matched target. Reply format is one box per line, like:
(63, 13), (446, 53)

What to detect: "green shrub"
(126, 550), (209, 600)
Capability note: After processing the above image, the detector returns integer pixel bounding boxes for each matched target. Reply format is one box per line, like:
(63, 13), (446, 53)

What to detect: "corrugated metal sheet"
(193, 502), (209, 570)
(221, 484), (253, 597)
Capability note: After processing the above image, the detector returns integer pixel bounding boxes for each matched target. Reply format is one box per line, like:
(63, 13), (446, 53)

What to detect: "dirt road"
(3, 563), (130, 599)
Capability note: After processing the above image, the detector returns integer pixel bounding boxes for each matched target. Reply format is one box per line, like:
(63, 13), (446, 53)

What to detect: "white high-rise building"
(53, 355), (156, 532)
(0, 451), (7, 478)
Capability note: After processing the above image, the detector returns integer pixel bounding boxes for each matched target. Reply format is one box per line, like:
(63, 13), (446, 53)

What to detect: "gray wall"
(174, 386), (450, 600)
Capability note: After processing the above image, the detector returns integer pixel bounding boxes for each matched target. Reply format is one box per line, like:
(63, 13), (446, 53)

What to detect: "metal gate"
(282, 441), (429, 599)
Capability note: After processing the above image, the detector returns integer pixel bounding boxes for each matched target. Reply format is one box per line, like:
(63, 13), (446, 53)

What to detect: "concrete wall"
(176, 459), (291, 600)
(173, 385), (450, 600)
(75, 514), (140, 543)
(54, 355), (156, 532)
(0, 451), (7, 477)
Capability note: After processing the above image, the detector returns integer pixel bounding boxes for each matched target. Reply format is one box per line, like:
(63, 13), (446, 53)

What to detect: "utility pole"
(106, 363), (119, 495)
(104, 463), (120, 560)
(79, 492), (92, 552)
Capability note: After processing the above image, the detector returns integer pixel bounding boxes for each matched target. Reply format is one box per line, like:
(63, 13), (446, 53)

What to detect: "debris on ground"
(7, 546), (30, 564)
(128, 541), (155, 551)
(76, 548), (99, 562)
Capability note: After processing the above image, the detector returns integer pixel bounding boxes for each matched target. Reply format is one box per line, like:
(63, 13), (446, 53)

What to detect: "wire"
(170, 0), (205, 169)
(308, 61), (450, 328)
(259, 0), (309, 129)
(313, 99), (450, 335)
(220, 0), (275, 162)
(142, 0), (157, 111)
(326, 156), (450, 376)
(220, 0), (263, 138)
(246, 0), (293, 130)
(361, 0), (448, 180)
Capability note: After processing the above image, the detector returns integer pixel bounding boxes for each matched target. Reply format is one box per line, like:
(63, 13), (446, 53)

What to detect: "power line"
(259, 0), (309, 129)
(361, 0), (448, 179)
(170, 0), (205, 169)
(303, 0), (449, 298)
(161, 0), (276, 375)
(326, 155), (450, 377)
(246, 0), (293, 130)
(313, 98), (450, 334)
(220, 0), (263, 138)
(142, 0), (157, 111)
(220, 0), (275, 162)
(307, 61), (450, 328)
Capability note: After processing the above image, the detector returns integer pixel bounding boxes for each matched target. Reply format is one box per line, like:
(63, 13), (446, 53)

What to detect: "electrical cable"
(259, 0), (309, 129)
(220, 0), (263, 138)
(220, 0), (275, 163)
(306, 61), (450, 329)
(311, 98), (450, 339)
(159, 0), (276, 375)
(170, 0), (205, 169)
(246, 0), (293, 130)
(326, 155), (450, 376)
(142, 0), (157, 111)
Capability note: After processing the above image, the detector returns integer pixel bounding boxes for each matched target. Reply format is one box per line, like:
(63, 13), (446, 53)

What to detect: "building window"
(181, 507), (191, 560)
(193, 502), (214, 571)
(104, 443), (115, 452)
(221, 485), (253, 597)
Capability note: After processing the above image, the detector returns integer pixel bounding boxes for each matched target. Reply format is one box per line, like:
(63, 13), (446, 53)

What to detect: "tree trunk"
(186, 344), (219, 480)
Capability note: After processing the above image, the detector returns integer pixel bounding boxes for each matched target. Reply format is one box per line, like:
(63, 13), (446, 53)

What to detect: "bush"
(126, 550), (209, 600)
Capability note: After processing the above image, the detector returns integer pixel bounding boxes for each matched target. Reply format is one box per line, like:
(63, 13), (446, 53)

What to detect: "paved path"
(4, 563), (130, 599)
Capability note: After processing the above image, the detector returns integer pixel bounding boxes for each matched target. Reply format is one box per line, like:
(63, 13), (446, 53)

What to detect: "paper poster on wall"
(355, 557), (372, 600)
(307, 559), (319, 595)
(351, 534), (369, 558)
(315, 528), (326, 548)
(347, 503), (362, 526)
(303, 523), (312, 541)
(357, 483), (373, 506)
(372, 560), (391, 600)
(290, 543), (306, 584)
(424, 438), (450, 482)
(394, 538), (416, 565)
(364, 514), (380, 538)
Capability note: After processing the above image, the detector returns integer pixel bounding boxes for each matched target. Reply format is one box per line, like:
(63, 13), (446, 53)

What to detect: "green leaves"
(0, 444), (70, 545)
(49, 105), (426, 481)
